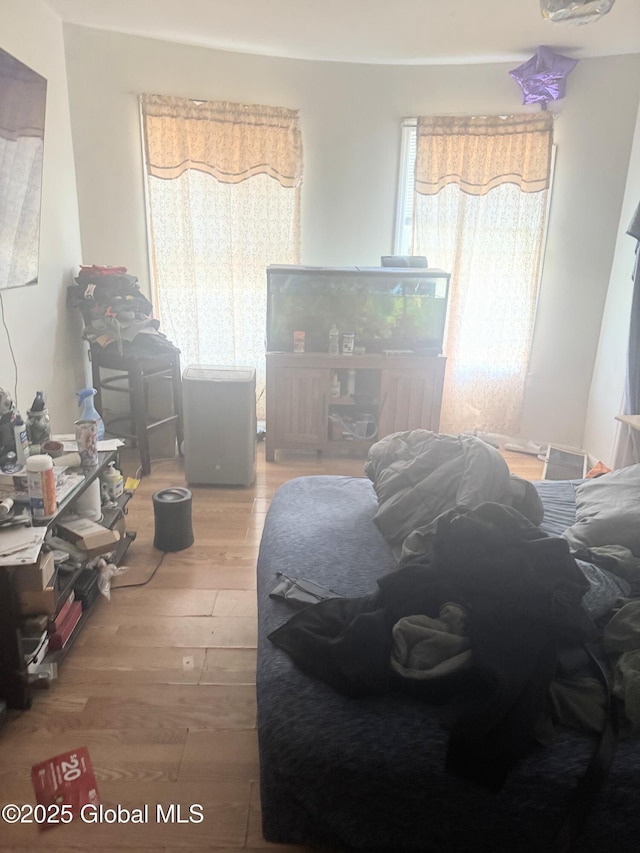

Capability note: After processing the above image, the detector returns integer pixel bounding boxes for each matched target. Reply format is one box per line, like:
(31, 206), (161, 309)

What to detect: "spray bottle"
(13, 412), (29, 466)
(77, 388), (105, 440)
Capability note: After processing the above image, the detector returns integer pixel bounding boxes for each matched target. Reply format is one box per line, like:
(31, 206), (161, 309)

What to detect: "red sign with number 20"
(31, 747), (100, 827)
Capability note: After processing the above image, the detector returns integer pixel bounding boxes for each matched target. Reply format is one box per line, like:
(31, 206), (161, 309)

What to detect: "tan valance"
(415, 114), (554, 196)
(140, 94), (302, 188)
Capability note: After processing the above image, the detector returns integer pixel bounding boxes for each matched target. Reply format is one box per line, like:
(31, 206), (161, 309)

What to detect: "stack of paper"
(0, 526), (47, 566)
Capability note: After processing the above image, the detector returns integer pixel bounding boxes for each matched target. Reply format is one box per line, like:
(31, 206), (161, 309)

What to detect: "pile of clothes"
(67, 265), (178, 357)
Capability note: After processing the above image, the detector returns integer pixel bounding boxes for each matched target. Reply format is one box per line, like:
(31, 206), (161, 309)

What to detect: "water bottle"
(77, 388), (105, 440)
(26, 453), (56, 521)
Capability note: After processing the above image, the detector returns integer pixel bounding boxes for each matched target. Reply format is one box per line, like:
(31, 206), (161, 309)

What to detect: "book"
(47, 600), (82, 651)
(48, 589), (75, 634)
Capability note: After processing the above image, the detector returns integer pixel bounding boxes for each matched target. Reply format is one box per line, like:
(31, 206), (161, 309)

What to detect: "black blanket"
(270, 501), (595, 790)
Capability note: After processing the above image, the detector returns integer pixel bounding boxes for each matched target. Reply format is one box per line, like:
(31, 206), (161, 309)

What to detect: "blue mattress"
(256, 476), (638, 852)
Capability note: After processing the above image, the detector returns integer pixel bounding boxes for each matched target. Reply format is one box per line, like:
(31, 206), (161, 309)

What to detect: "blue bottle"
(77, 388), (105, 440)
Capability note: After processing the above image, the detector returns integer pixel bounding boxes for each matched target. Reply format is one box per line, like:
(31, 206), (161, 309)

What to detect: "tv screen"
(0, 48), (47, 290)
(266, 265), (450, 355)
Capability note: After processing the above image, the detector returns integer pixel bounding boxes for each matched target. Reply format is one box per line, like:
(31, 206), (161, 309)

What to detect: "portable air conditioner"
(182, 366), (256, 486)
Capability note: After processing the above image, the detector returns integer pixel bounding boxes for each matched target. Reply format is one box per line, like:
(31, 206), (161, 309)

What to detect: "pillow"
(562, 464), (640, 553)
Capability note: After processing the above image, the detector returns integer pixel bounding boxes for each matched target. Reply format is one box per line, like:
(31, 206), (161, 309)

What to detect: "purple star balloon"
(509, 46), (579, 108)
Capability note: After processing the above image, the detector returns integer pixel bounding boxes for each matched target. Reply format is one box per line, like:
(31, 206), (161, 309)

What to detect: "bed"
(256, 461), (640, 853)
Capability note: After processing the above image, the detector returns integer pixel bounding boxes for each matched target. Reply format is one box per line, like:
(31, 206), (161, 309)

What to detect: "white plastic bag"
(96, 557), (129, 600)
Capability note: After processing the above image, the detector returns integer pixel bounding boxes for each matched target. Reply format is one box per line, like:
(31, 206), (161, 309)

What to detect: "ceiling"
(45, 0), (640, 65)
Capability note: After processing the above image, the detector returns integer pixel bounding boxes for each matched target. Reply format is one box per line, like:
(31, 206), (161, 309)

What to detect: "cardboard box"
(56, 516), (120, 559)
(14, 550), (55, 593)
(22, 614), (49, 636)
(19, 585), (56, 617)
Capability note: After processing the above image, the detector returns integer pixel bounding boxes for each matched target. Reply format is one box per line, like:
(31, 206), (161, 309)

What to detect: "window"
(140, 95), (303, 417)
(394, 120), (417, 256)
(396, 116), (554, 435)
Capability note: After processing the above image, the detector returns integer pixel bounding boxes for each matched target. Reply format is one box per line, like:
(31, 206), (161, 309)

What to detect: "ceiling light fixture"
(540, 0), (616, 23)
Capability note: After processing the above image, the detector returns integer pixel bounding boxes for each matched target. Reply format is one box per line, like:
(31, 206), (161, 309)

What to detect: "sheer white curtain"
(0, 53), (46, 290)
(413, 114), (553, 436)
(141, 96), (302, 417)
(0, 134), (42, 288)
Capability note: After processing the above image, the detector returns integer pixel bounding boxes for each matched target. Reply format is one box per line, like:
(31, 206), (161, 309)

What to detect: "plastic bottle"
(346, 369), (356, 397)
(26, 454), (56, 521)
(328, 324), (340, 356)
(330, 372), (341, 399)
(102, 461), (124, 501)
(77, 388), (105, 440)
(13, 412), (29, 466)
(26, 392), (51, 454)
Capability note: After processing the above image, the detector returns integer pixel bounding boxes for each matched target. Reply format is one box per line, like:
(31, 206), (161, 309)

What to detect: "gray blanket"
(364, 430), (544, 561)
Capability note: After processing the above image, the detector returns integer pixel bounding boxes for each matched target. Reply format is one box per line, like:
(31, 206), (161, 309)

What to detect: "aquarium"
(266, 265), (450, 355)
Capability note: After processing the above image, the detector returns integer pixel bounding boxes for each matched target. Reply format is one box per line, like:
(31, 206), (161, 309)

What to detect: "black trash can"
(152, 487), (194, 552)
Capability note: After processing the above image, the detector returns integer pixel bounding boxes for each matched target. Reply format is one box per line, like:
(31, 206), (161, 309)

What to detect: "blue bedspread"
(256, 475), (638, 852)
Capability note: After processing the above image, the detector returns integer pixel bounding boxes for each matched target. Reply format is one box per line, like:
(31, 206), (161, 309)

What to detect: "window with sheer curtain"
(140, 95), (302, 417)
(397, 114), (554, 436)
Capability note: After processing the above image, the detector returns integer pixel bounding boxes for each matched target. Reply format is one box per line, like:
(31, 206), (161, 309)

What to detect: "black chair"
(89, 345), (183, 476)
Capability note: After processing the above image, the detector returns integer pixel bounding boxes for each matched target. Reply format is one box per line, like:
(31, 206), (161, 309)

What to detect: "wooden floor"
(0, 443), (542, 851)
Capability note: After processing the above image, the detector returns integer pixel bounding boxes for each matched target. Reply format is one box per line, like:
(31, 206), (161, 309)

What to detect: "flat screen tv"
(0, 48), (47, 290)
(266, 265), (450, 355)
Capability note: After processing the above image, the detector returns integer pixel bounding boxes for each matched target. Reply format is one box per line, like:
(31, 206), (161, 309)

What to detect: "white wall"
(62, 24), (640, 449)
(520, 58), (640, 449)
(0, 0), (85, 433)
(583, 100), (640, 465)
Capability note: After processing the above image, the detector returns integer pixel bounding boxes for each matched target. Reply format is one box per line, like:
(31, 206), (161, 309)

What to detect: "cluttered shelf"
(0, 450), (117, 528)
(0, 445), (135, 712)
(44, 490), (135, 669)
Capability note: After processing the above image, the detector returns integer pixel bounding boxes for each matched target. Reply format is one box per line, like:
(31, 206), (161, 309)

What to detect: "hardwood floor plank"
(0, 848), (156, 852)
(57, 647), (207, 685)
(0, 738), (184, 784)
(113, 561), (258, 591)
(91, 590), (219, 618)
(79, 684), (256, 731)
(179, 729), (260, 783)
(74, 616), (257, 648)
(212, 591), (257, 619)
(200, 649), (257, 685)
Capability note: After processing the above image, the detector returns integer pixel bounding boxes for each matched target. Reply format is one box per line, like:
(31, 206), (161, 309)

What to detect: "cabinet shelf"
(329, 397), (356, 406)
(266, 352), (446, 462)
